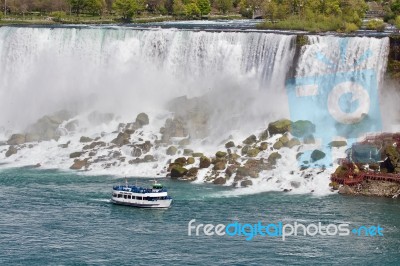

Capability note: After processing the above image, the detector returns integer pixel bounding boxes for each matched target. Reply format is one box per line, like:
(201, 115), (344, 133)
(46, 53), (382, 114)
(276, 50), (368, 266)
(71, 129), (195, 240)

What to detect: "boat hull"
(111, 198), (172, 208)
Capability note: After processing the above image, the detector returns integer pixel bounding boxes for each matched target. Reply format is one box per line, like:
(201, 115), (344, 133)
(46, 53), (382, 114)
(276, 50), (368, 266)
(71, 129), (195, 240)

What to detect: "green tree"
(86, 0), (105, 15)
(113, 0), (138, 21)
(263, 0), (278, 22)
(69, 0), (88, 16)
(185, 2), (201, 17)
(197, 0), (211, 16)
(216, 0), (233, 14)
(173, 0), (186, 15)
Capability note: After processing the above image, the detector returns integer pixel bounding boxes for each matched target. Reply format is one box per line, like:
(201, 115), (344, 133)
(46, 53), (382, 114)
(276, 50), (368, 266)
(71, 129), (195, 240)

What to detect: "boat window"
(137, 196), (142, 200)
(128, 195), (131, 199)
(112, 193), (117, 197)
(117, 194), (122, 198)
(123, 194), (127, 199)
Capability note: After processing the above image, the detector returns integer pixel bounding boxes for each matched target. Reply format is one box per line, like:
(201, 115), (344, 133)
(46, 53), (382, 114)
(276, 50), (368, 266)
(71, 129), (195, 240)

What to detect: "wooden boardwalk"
(331, 172), (400, 186)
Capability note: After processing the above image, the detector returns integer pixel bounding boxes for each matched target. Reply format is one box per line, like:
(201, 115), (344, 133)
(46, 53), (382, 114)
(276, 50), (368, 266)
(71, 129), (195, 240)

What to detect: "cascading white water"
(0, 26), (295, 133)
(0, 26), (392, 195)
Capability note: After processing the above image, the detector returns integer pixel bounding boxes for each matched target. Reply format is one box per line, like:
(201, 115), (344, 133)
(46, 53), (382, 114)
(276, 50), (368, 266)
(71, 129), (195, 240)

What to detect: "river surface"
(0, 167), (399, 265)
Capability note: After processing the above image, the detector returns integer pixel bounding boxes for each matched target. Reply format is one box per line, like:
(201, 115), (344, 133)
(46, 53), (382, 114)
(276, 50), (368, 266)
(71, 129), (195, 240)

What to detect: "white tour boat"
(111, 180), (172, 208)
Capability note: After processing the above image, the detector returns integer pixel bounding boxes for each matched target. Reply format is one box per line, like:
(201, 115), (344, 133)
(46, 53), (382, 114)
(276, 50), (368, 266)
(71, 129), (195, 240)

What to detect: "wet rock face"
(111, 132), (130, 146)
(166, 146), (177, 156)
(7, 134), (26, 145)
(170, 166), (188, 179)
(5, 146), (17, 157)
(135, 113), (149, 127)
(268, 119), (292, 135)
(26, 110), (73, 141)
(160, 117), (188, 143)
(70, 159), (90, 170)
(199, 156), (211, 168)
(311, 150), (326, 162)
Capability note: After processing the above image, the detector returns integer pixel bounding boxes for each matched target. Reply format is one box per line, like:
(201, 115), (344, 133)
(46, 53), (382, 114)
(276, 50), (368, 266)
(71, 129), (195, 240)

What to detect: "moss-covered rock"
(259, 142), (268, 150)
(225, 141), (235, 149)
(216, 151), (227, 158)
(183, 149), (193, 156)
(243, 135), (257, 145)
(287, 138), (301, 148)
(290, 120), (315, 138)
(268, 119), (292, 135)
(311, 150), (326, 162)
(166, 146), (177, 156)
(241, 145), (250, 155)
(268, 152), (282, 164)
(187, 157), (195, 165)
(170, 165), (188, 179)
(199, 156), (211, 168)
(174, 157), (187, 165)
(247, 148), (260, 157)
(329, 140), (347, 148)
(273, 141), (284, 150)
(192, 152), (204, 157)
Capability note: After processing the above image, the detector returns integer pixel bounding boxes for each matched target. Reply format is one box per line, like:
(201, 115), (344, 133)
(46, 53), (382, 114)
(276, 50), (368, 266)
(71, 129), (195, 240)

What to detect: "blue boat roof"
(113, 185), (168, 193)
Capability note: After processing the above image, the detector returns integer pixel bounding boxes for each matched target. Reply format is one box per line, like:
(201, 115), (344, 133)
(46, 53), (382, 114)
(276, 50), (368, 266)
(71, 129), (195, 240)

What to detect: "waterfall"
(0, 27), (295, 131)
(0, 26), (392, 194)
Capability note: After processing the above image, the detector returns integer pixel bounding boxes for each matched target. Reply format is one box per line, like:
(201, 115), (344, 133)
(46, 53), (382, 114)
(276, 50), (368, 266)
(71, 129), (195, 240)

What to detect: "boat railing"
(112, 185), (168, 193)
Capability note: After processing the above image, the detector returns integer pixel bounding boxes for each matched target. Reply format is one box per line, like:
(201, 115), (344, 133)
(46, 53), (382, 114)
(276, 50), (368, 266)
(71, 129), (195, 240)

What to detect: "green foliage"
(113, 0), (138, 21)
(344, 22), (359, 33)
(216, 0), (233, 14)
(197, 0), (211, 16)
(396, 16), (400, 29)
(185, 2), (201, 17)
(366, 19), (385, 32)
(51, 11), (67, 22)
(173, 0), (186, 16)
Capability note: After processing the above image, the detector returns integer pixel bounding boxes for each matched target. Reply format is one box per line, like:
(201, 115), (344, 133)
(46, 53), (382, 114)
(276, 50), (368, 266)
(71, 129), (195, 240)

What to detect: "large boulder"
(183, 149), (193, 156)
(241, 180), (253, 187)
(268, 119), (292, 135)
(7, 134), (26, 145)
(329, 140), (347, 148)
(187, 157), (195, 165)
(287, 138), (301, 148)
(199, 156), (211, 168)
(170, 166), (188, 179)
(213, 161), (226, 171)
(213, 177), (226, 185)
(80, 136), (93, 143)
(135, 113), (149, 127)
(216, 151), (227, 158)
(192, 152), (204, 157)
(131, 147), (142, 157)
(243, 135), (257, 145)
(247, 148), (260, 157)
(70, 151), (84, 158)
(111, 132), (130, 146)
(70, 159), (90, 170)
(5, 146), (17, 157)
(160, 117), (188, 143)
(259, 142), (268, 150)
(311, 150), (326, 162)
(174, 157), (187, 165)
(26, 110), (72, 141)
(166, 146), (178, 156)
(290, 120), (315, 138)
(225, 141), (235, 149)
(268, 152), (282, 164)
